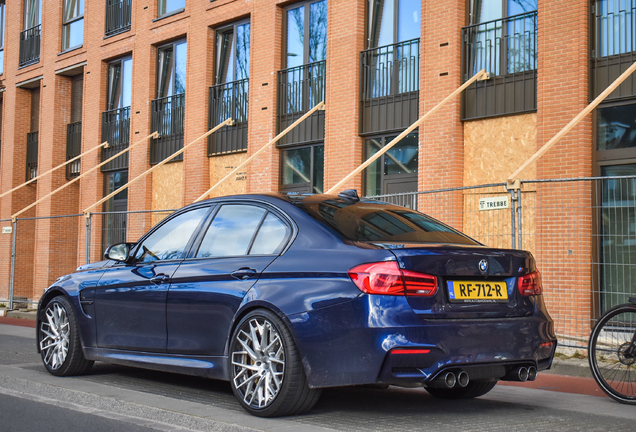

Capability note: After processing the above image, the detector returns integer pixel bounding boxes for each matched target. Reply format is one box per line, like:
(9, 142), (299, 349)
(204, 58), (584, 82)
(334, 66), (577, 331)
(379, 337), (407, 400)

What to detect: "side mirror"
(104, 243), (132, 262)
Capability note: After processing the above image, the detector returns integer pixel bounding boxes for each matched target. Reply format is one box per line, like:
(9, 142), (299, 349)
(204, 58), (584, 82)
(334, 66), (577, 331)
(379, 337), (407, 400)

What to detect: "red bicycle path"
(0, 316), (607, 399)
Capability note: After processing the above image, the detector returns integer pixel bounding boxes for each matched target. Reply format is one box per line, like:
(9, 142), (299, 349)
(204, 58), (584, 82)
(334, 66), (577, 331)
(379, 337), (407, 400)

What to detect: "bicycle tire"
(588, 303), (636, 405)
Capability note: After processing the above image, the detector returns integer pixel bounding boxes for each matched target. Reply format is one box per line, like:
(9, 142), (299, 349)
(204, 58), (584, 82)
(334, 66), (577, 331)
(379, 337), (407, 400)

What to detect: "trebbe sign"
(478, 196), (509, 211)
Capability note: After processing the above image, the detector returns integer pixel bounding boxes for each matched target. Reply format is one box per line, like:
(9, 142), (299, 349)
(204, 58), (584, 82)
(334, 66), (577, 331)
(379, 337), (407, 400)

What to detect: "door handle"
(150, 274), (170, 285)
(231, 268), (258, 280)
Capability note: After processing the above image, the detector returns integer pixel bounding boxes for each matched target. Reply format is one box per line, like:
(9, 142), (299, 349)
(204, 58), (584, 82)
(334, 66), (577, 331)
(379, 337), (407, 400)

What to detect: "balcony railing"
(66, 122), (82, 178)
(105, 0), (132, 37)
(591, 1), (636, 100)
(360, 39), (419, 135)
(101, 107), (130, 172)
(208, 78), (249, 156)
(277, 61), (325, 147)
(26, 131), (39, 181)
(461, 11), (537, 119)
(19, 25), (41, 67)
(150, 93), (185, 164)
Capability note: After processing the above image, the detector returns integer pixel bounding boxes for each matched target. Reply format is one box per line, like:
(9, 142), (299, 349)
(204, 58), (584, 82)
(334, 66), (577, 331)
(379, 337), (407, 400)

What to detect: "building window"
(102, 170), (129, 252)
(62, 0), (84, 51)
(105, 0), (132, 36)
(363, 133), (418, 203)
(151, 40), (186, 164)
(462, 0), (537, 119)
(591, 1), (636, 100)
(20, 0), (41, 66)
(360, 0), (420, 135)
(102, 57), (132, 172)
(26, 88), (40, 181)
(66, 75), (83, 178)
(280, 144), (324, 194)
(277, 0), (327, 147)
(0, 1), (5, 74)
(209, 20), (250, 156)
(157, 0), (185, 18)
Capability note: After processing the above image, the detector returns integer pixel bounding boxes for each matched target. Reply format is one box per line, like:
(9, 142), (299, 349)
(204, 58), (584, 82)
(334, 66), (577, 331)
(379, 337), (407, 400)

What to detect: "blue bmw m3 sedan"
(37, 190), (556, 417)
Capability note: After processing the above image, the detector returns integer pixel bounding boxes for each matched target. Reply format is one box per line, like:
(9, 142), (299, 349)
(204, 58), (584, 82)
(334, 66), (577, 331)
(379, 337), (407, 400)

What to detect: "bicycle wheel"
(588, 304), (636, 404)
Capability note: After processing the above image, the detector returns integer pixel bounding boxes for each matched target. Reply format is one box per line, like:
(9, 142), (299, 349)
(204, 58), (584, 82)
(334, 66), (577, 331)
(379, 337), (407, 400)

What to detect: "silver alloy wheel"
(232, 317), (285, 408)
(39, 302), (70, 370)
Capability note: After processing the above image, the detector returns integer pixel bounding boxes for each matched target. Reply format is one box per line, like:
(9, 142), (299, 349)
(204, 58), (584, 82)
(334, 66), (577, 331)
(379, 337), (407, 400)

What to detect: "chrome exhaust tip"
(444, 372), (456, 388)
(527, 366), (537, 381)
(517, 366), (528, 382)
(457, 371), (469, 387)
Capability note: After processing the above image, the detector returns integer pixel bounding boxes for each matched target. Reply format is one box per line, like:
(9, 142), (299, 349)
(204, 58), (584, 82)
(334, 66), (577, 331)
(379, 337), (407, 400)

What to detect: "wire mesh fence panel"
(12, 214), (85, 308)
(0, 218), (14, 305)
(90, 209), (177, 263)
(367, 184), (514, 249)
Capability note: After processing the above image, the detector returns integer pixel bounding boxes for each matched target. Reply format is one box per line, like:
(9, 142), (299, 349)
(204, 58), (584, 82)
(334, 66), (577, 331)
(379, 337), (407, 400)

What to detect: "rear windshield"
(294, 199), (479, 245)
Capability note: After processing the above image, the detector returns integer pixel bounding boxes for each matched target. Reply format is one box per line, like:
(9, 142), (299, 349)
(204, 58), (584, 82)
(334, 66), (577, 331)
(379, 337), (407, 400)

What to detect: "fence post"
(516, 187), (523, 250)
(507, 179), (521, 249)
(85, 212), (91, 265)
(9, 219), (17, 310)
(509, 189), (516, 249)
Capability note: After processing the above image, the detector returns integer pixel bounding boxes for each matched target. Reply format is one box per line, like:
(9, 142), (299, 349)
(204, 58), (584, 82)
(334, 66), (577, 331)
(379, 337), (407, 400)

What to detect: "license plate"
(447, 280), (508, 303)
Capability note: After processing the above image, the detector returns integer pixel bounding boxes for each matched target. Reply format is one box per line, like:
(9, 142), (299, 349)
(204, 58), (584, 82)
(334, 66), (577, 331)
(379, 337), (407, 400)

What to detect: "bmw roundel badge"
(478, 259), (488, 273)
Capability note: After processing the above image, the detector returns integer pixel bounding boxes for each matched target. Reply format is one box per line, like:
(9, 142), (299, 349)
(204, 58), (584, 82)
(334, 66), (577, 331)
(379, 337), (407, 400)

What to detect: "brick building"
(0, 1), (633, 340)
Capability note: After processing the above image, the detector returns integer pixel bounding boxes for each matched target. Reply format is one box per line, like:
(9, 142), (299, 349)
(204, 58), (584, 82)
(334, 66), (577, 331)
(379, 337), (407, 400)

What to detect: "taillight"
(348, 261), (438, 297)
(518, 271), (543, 296)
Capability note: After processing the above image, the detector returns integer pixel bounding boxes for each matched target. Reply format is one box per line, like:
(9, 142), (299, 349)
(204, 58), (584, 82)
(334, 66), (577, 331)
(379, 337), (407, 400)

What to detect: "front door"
(94, 206), (210, 352)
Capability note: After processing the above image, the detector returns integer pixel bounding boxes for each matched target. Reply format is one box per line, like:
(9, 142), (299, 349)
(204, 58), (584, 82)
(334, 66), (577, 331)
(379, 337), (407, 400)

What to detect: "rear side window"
(196, 205), (290, 258)
(295, 200), (479, 245)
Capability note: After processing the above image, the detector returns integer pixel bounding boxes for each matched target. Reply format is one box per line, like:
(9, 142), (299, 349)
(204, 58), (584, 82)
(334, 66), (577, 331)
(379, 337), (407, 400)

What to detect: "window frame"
(23, 0), (42, 30)
(157, 0), (185, 20)
(215, 19), (251, 85)
(155, 39), (187, 99)
(366, 0), (421, 49)
(283, 0), (328, 69)
(279, 142), (324, 194)
(106, 56), (133, 111)
(61, 0), (84, 52)
(0, 1), (5, 74)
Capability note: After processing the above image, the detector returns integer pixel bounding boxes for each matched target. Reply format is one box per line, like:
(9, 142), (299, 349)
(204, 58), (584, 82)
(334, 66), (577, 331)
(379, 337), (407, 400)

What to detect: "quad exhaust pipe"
(428, 370), (470, 388)
(503, 366), (537, 382)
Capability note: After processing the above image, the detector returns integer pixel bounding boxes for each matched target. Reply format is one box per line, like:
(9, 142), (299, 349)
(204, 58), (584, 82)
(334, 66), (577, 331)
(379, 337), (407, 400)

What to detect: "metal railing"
(150, 93), (185, 164)
(590, 0), (636, 100)
(208, 78), (249, 155)
(101, 107), (130, 172)
(105, 0), (132, 37)
(66, 122), (82, 178)
(19, 25), (41, 67)
(461, 11), (537, 119)
(360, 39), (419, 135)
(277, 61), (325, 146)
(26, 132), (38, 181)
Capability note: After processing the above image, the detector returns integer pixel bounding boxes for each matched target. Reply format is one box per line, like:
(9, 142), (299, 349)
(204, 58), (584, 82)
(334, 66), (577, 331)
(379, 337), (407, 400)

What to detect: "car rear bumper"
(288, 294), (556, 388)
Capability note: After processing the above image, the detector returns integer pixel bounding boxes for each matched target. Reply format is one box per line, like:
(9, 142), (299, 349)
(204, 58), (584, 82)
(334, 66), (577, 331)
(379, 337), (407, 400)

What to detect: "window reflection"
(197, 205), (266, 257)
(597, 103), (636, 150)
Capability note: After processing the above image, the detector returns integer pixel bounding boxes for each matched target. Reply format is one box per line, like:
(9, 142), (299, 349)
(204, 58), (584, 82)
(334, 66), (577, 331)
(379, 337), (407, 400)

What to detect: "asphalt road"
(0, 323), (634, 432)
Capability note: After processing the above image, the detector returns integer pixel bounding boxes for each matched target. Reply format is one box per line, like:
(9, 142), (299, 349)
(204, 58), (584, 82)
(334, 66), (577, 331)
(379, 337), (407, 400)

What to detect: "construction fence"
(2, 176), (636, 350)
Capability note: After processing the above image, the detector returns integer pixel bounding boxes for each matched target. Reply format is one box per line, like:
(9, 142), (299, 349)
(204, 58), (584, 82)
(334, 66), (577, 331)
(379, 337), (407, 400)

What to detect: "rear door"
(166, 203), (292, 355)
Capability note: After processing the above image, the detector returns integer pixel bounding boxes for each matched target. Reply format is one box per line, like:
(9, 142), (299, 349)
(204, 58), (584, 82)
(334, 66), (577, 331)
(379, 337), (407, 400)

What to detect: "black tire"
(588, 304), (636, 405)
(38, 296), (93, 376)
(425, 380), (497, 399)
(229, 309), (321, 417)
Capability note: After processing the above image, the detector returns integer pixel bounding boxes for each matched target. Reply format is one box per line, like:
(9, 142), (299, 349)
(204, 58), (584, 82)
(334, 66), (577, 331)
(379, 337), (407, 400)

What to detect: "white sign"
(2, 227), (12, 234)
(479, 196), (509, 211)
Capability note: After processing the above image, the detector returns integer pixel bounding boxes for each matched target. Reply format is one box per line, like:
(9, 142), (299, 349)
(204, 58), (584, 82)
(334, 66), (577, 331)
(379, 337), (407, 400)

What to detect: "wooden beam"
(508, 60), (636, 183)
(194, 101), (326, 203)
(84, 119), (233, 214)
(0, 141), (109, 199)
(12, 132), (158, 220)
(326, 70), (487, 194)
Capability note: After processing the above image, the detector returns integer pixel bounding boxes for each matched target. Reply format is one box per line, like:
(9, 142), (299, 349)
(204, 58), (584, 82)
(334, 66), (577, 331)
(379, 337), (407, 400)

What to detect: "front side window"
(135, 207), (208, 263)
(196, 205), (289, 258)
(158, 0), (185, 18)
(62, 0), (84, 51)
